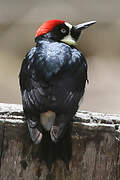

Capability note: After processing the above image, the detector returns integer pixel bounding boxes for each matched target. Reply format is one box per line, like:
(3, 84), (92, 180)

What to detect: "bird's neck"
(35, 33), (54, 45)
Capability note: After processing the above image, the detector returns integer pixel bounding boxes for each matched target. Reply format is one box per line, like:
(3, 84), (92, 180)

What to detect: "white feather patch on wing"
(40, 111), (56, 131)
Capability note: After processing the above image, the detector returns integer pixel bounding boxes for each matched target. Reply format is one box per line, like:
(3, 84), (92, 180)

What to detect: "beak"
(74, 21), (96, 31)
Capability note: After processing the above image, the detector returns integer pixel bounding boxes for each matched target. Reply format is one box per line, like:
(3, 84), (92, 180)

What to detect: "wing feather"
(19, 48), (49, 117)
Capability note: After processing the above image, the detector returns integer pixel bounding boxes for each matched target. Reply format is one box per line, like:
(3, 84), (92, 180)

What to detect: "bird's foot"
(50, 125), (62, 143)
(27, 120), (42, 144)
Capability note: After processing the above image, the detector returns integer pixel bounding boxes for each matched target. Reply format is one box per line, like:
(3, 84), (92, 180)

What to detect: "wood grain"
(0, 103), (120, 180)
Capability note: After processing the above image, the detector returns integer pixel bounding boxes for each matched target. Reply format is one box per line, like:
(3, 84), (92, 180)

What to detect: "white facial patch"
(61, 22), (76, 45)
(61, 34), (76, 45)
(40, 111), (56, 131)
(65, 22), (72, 30)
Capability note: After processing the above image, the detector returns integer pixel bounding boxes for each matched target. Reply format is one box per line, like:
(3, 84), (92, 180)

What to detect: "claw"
(27, 120), (42, 144)
(50, 126), (58, 142)
(50, 126), (62, 143)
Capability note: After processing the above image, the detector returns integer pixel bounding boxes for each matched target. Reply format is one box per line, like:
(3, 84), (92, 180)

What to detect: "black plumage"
(19, 38), (87, 138)
(19, 19), (95, 168)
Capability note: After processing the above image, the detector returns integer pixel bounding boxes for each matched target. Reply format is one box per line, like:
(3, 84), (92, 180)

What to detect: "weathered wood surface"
(0, 103), (120, 180)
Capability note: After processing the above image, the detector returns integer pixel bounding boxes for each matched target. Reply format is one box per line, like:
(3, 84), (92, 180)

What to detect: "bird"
(19, 19), (96, 145)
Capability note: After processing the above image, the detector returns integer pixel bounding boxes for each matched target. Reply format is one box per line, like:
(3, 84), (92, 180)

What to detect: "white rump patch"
(40, 111), (56, 131)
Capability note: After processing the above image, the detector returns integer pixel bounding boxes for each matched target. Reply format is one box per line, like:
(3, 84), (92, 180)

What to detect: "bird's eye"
(60, 28), (66, 34)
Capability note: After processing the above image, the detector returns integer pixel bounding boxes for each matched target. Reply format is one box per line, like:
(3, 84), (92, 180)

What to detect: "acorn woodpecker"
(19, 19), (96, 144)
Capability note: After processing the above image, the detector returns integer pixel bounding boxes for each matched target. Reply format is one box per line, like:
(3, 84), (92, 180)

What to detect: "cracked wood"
(0, 103), (120, 180)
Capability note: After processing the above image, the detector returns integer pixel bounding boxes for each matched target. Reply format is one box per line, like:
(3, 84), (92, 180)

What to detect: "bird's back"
(19, 40), (87, 118)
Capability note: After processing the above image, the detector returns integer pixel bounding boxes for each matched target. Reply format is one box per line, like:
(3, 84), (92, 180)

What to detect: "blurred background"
(0, 0), (120, 113)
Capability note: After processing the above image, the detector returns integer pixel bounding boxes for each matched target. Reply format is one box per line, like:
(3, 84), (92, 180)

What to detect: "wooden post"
(0, 103), (120, 180)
